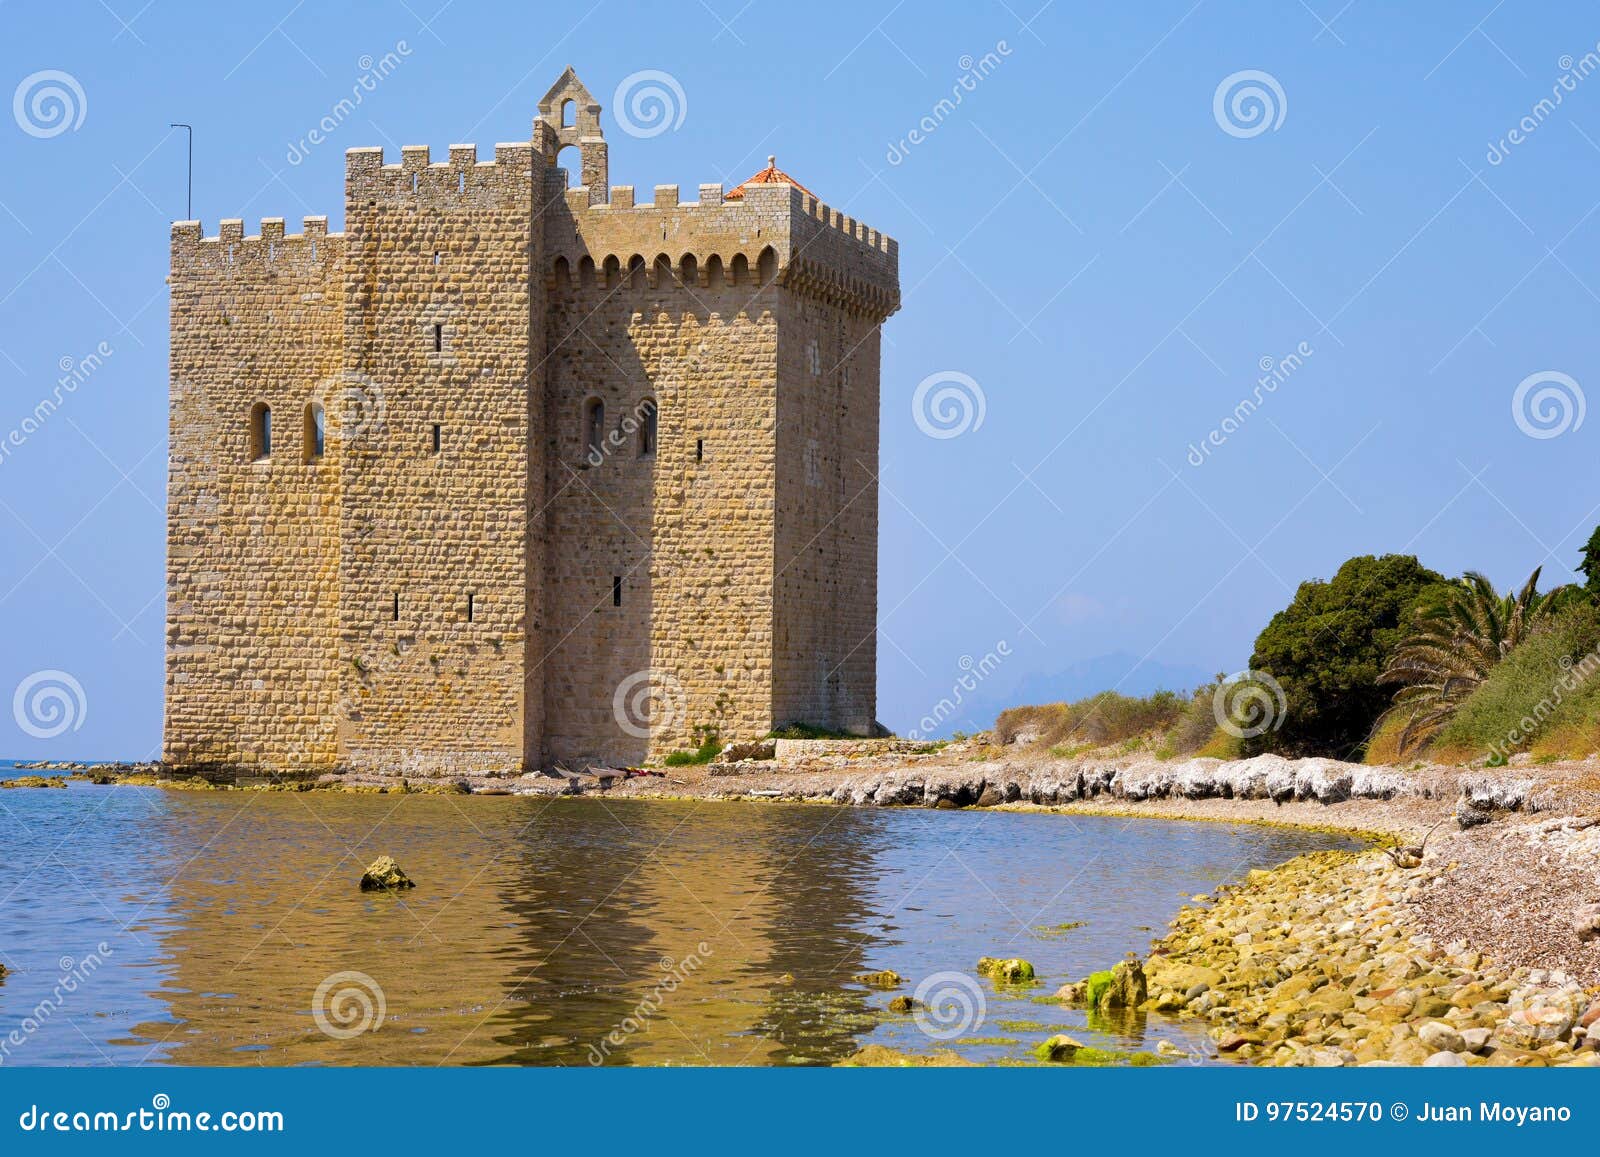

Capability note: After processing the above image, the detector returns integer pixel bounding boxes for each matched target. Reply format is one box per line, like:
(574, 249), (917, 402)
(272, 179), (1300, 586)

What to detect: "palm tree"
(1380, 567), (1577, 753)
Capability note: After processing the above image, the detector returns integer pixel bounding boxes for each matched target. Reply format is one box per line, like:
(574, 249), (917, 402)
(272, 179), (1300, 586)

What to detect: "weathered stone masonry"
(165, 70), (899, 775)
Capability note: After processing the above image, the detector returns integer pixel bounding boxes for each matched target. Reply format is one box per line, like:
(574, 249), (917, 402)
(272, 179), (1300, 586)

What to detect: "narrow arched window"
(730, 253), (749, 285)
(250, 403), (271, 460)
(638, 398), (657, 457)
(757, 245), (777, 285)
(304, 402), (325, 462)
(584, 398), (605, 463)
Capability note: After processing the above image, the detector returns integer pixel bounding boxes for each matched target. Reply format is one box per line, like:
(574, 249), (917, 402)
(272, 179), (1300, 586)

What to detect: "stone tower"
(165, 69), (899, 776)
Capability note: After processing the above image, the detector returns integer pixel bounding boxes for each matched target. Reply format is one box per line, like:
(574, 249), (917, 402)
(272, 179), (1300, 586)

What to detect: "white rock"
(1417, 1021), (1465, 1053)
(1424, 1050), (1467, 1067)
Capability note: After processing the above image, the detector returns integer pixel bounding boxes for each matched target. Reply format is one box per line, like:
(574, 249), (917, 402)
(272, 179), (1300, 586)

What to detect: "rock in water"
(1090, 959), (1147, 1009)
(852, 969), (903, 989)
(887, 995), (919, 1014)
(1053, 981), (1087, 1005)
(976, 957), (1036, 984)
(1035, 1033), (1087, 1062)
(360, 855), (415, 892)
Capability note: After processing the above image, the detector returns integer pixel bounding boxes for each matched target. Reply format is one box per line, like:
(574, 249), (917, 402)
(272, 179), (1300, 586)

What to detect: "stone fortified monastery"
(165, 70), (899, 775)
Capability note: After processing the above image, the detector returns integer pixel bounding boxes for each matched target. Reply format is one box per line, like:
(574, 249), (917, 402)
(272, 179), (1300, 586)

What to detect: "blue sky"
(3, 1), (1598, 757)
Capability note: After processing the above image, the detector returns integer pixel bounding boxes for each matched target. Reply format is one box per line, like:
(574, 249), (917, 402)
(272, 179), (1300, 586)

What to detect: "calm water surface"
(0, 769), (1360, 1065)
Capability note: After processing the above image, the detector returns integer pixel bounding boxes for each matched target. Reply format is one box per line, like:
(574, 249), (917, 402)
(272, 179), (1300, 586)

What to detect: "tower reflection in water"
(123, 794), (890, 1065)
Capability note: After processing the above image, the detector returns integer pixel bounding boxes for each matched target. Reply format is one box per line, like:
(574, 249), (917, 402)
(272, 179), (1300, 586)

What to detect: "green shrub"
(1246, 554), (1448, 759)
(765, 722), (860, 740)
(1432, 603), (1600, 761)
(662, 739), (725, 766)
(1163, 683), (1226, 756)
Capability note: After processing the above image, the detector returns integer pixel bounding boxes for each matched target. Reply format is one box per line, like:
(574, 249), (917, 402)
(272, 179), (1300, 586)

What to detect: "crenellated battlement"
(172, 215), (340, 248)
(545, 175), (898, 320)
(560, 179), (895, 254)
(344, 141), (538, 202)
(170, 216), (345, 284)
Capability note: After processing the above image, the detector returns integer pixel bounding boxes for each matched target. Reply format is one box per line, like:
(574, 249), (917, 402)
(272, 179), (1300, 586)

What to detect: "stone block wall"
(540, 241), (780, 765)
(336, 142), (543, 776)
(772, 297), (880, 735)
(165, 217), (345, 771)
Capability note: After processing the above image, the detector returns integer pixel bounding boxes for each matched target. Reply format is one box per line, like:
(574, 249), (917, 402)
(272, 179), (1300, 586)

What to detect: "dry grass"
(997, 688), (1238, 761)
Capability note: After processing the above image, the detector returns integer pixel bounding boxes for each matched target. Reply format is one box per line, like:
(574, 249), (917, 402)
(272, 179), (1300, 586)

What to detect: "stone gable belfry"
(165, 72), (899, 776)
(537, 66), (607, 200)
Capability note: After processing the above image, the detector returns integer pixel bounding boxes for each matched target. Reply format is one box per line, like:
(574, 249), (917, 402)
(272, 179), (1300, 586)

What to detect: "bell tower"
(537, 66), (608, 203)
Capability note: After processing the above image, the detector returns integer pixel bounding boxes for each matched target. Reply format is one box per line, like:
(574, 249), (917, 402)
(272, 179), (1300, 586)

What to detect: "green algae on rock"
(977, 956), (1036, 984)
(1063, 959), (1148, 1012)
(1, 775), (67, 789)
(1033, 1034), (1168, 1066)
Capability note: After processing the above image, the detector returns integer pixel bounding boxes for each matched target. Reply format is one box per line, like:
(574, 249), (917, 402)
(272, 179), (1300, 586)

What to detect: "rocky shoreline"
(1134, 842), (1600, 1066)
(9, 747), (1600, 1066)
